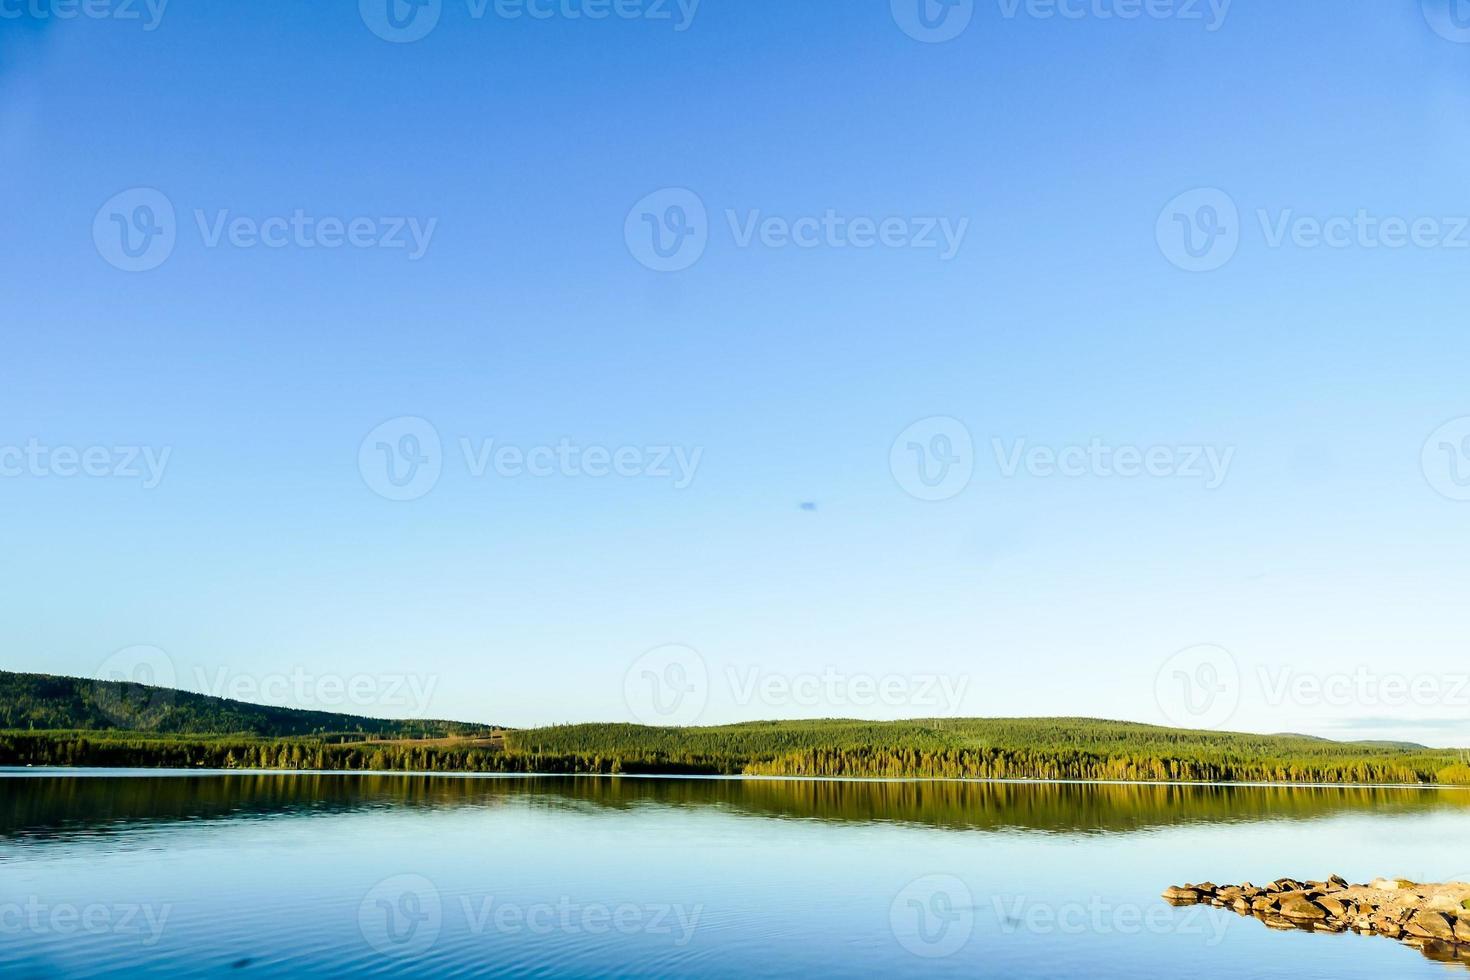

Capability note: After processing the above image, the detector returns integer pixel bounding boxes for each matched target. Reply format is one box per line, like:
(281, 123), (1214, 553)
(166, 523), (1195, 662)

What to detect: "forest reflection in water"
(4, 769), (1468, 847)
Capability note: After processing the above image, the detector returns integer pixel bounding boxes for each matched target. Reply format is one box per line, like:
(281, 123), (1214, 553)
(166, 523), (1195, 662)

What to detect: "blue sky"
(5, 1), (1470, 744)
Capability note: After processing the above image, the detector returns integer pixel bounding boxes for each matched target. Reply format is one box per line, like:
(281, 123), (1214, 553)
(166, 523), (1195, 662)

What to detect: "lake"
(3, 771), (1469, 978)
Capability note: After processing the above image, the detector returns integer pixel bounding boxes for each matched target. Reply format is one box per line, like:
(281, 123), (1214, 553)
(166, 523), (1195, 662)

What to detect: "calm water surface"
(3, 771), (1470, 978)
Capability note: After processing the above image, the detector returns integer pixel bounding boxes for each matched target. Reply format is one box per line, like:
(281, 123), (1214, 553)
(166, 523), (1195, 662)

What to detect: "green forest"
(4, 671), (1470, 785)
(0, 671), (485, 738)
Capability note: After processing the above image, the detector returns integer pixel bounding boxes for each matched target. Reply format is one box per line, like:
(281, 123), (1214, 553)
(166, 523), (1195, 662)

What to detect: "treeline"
(740, 746), (1437, 785)
(0, 732), (714, 775)
(5, 718), (1469, 785)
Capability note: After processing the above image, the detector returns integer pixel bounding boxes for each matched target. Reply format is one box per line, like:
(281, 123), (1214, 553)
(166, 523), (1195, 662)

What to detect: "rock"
(1404, 911), (1456, 941)
(1162, 874), (1470, 959)
(1278, 895), (1328, 921)
(1425, 894), (1462, 914)
(1374, 917), (1404, 939)
(1371, 877), (1413, 892)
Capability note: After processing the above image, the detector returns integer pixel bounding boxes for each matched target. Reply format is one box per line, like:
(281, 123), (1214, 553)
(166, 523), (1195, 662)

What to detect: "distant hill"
(1273, 732), (1429, 751)
(0, 671), (488, 738)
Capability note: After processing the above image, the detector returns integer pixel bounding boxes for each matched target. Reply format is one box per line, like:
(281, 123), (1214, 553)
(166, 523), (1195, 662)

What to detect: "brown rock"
(1404, 911), (1456, 941)
(1277, 889), (1322, 903)
(1371, 877), (1412, 892)
(1278, 895), (1328, 921)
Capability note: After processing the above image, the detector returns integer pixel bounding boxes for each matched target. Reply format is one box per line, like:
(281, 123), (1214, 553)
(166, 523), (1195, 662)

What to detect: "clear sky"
(5, 1), (1470, 745)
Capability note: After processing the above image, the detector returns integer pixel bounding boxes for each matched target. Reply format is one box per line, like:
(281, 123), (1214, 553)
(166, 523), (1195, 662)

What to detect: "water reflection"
(4, 770), (1468, 845)
(5, 771), (1470, 978)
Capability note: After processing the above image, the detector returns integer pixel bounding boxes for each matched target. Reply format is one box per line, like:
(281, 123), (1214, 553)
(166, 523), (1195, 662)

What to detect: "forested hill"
(0, 671), (488, 738)
(504, 719), (1470, 784)
(5, 671), (1469, 786)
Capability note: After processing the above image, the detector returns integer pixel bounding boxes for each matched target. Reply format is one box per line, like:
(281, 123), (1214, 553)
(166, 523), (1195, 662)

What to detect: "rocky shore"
(1164, 876), (1470, 964)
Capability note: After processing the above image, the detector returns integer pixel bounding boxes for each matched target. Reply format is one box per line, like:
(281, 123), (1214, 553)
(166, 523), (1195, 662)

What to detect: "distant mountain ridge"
(0, 671), (488, 738)
(1271, 732), (1429, 751)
